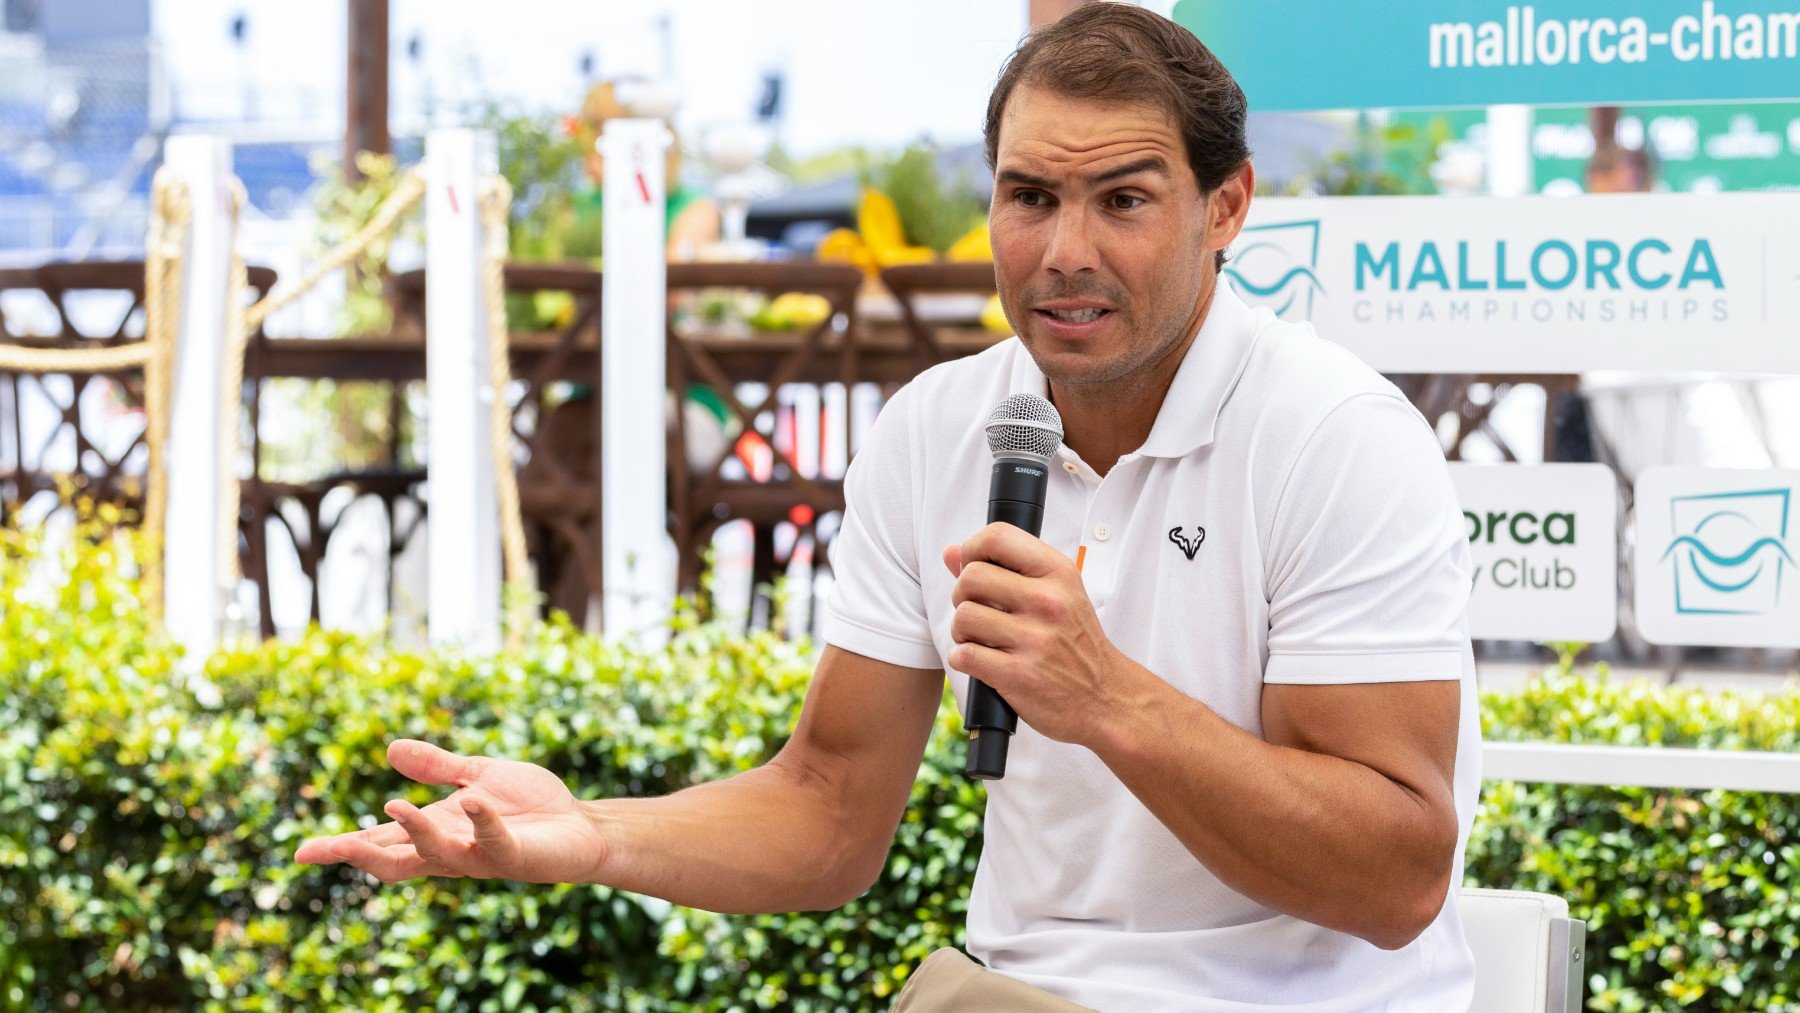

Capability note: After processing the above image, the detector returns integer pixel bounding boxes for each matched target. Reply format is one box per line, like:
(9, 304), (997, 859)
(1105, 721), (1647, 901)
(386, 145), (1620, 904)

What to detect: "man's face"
(990, 85), (1214, 387)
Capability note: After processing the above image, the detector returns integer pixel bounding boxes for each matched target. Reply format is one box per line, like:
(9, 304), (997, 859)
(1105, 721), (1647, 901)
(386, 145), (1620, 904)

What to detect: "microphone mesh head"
(985, 393), (1064, 462)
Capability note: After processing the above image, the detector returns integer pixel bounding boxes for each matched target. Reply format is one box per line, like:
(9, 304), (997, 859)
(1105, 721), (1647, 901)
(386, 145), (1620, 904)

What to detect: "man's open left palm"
(294, 739), (608, 884)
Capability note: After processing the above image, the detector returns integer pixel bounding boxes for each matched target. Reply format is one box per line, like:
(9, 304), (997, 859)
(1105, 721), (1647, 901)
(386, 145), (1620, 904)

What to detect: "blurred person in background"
(567, 79), (721, 261)
(1585, 143), (1653, 195)
(1584, 105), (1656, 196)
(1547, 111), (1654, 464)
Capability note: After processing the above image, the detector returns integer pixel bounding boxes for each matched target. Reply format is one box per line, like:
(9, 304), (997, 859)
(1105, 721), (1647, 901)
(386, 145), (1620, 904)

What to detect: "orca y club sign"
(1228, 193), (1800, 374)
(1451, 464), (1619, 643)
(1172, 0), (1800, 111)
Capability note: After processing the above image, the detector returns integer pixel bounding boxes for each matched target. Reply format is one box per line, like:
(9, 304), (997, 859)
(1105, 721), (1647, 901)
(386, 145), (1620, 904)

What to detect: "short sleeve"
(820, 384), (943, 670)
(1262, 393), (1471, 685)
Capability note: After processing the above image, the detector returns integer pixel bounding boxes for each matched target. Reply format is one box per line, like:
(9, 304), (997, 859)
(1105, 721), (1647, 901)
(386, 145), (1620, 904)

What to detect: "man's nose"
(1041, 206), (1099, 276)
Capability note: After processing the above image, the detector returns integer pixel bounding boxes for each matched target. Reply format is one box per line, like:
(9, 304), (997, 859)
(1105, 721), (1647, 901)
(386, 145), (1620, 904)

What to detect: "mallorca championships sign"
(1172, 0), (1800, 110)
(1228, 193), (1800, 374)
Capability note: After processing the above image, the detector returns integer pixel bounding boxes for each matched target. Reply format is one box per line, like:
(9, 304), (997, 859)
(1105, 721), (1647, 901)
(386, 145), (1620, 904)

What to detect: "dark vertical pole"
(345, 0), (390, 180)
(1589, 106), (1621, 155)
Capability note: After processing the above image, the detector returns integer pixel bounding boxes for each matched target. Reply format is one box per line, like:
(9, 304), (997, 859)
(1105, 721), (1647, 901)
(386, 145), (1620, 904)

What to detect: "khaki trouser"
(889, 948), (1097, 1012)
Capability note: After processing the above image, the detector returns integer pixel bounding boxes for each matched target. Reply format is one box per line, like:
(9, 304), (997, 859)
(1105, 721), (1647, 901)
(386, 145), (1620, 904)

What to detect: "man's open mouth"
(1037, 308), (1112, 323)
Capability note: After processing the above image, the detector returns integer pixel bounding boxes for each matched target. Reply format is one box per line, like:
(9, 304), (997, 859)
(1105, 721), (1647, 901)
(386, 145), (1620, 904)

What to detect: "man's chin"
(1019, 340), (1135, 387)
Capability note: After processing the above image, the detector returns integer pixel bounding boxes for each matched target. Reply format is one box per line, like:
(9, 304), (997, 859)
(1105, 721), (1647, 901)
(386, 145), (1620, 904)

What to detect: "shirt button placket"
(1083, 462), (1137, 608)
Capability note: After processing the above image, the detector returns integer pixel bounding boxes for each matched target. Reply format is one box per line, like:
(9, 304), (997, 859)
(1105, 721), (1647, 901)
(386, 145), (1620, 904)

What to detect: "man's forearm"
(1087, 661), (1457, 950)
(582, 754), (876, 914)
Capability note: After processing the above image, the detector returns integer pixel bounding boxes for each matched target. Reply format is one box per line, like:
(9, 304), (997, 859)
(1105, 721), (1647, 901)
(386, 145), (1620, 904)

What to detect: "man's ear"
(1205, 162), (1255, 260)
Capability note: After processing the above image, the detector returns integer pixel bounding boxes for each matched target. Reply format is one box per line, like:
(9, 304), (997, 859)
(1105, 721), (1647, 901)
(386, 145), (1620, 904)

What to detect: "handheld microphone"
(964, 392), (1064, 780)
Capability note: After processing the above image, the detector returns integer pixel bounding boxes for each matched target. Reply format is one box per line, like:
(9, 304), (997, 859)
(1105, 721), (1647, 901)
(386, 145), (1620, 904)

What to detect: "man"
(297, 6), (1480, 1010)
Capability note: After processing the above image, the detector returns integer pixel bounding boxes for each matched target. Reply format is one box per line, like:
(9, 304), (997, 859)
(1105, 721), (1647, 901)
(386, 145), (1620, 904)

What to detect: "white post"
(1485, 105), (1533, 197)
(425, 128), (502, 649)
(600, 119), (673, 637)
(162, 134), (233, 657)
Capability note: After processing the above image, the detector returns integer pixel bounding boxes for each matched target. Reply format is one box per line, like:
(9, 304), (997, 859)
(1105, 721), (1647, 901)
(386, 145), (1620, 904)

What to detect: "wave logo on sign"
(1225, 219), (1324, 321)
(1660, 488), (1793, 616)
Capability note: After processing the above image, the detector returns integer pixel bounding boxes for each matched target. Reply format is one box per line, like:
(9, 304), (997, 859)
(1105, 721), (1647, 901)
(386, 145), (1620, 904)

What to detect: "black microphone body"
(964, 455), (1050, 779)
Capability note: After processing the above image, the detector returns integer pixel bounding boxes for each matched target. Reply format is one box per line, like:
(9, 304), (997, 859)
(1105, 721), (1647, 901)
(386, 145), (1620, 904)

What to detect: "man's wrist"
(579, 798), (628, 886)
(1084, 650), (1184, 762)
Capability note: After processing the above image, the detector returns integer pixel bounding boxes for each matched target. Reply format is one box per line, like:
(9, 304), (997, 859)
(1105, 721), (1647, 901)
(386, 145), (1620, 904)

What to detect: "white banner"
(1450, 464), (1618, 642)
(1633, 466), (1800, 648)
(1232, 194), (1800, 374)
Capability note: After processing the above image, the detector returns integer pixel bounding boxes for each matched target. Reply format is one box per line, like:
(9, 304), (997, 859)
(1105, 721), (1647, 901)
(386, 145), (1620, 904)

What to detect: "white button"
(1063, 461), (1078, 473)
(1094, 523), (1112, 541)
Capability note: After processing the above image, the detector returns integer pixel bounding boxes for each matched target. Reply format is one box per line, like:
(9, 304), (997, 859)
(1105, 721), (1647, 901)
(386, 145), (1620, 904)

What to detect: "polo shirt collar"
(1007, 279), (1261, 460)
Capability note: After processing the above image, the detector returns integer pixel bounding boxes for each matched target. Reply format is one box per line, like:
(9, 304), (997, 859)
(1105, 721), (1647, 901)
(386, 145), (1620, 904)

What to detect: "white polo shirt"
(822, 281), (1481, 1012)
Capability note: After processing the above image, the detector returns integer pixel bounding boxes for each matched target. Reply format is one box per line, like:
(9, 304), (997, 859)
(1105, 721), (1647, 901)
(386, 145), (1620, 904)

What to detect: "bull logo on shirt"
(1168, 525), (1206, 560)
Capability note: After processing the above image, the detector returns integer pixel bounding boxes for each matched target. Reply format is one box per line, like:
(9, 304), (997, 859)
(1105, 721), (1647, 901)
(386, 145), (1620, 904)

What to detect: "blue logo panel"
(1661, 488), (1792, 615)
(1223, 219), (1323, 321)
(1172, 1), (1800, 111)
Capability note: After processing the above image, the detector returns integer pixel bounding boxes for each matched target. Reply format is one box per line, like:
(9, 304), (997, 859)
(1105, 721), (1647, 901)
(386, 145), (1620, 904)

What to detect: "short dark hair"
(983, 2), (1250, 270)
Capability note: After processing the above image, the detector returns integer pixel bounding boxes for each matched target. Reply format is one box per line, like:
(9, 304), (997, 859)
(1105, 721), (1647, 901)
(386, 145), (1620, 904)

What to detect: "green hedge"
(1472, 672), (1798, 1010)
(1, 518), (1795, 1010)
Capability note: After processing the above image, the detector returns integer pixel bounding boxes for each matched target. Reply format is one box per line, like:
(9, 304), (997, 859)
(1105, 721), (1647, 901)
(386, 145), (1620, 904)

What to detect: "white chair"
(1460, 888), (1587, 1013)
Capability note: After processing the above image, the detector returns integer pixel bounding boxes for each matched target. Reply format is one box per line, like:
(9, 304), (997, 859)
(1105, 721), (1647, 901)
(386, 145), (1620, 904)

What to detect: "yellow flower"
(770, 292), (832, 328)
(980, 294), (1012, 335)
(947, 222), (992, 262)
(816, 228), (878, 276)
(856, 187), (908, 251)
(818, 189), (938, 277)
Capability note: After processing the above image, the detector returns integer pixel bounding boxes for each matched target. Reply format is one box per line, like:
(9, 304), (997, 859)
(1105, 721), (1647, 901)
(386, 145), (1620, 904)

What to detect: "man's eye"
(1016, 190), (1048, 208)
(1109, 194), (1144, 210)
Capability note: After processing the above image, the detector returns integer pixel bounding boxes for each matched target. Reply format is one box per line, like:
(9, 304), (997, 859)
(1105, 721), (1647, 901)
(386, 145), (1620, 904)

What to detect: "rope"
(246, 170), (428, 334)
(214, 169), (427, 612)
(0, 344), (151, 372)
(141, 168), (191, 617)
(0, 170), (188, 618)
(477, 175), (532, 649)
(209, 165), (531, 649)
